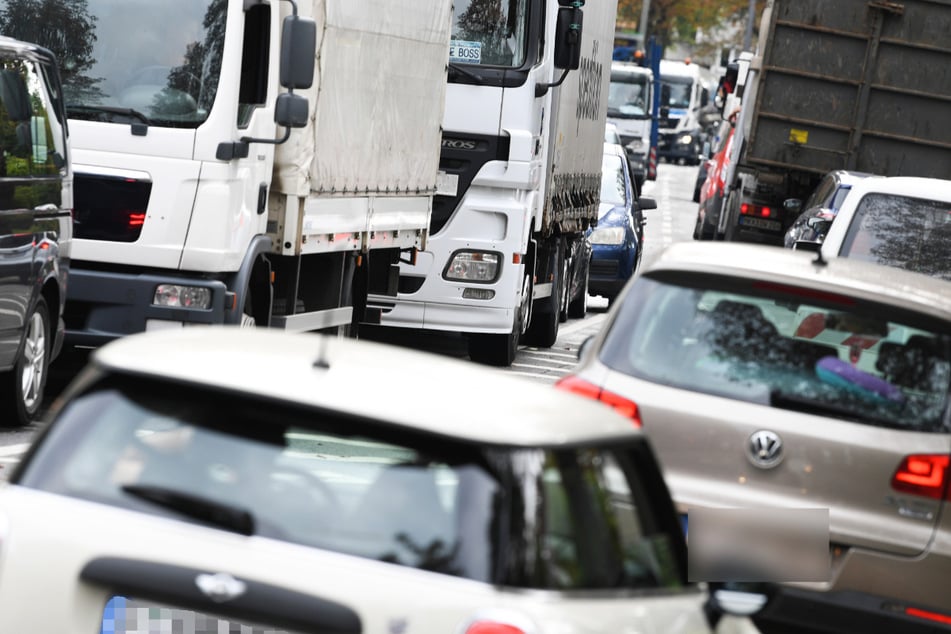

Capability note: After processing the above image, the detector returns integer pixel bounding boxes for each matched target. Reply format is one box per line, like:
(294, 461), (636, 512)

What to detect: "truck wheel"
(567, 272), (588, 319)
(0, 298), (50, 427)
(468, 273), (530, 367)
(558, 253), (571, 323)
(524, 247), (562, 348)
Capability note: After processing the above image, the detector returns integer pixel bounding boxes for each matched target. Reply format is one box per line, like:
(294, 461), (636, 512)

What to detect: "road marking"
(505, 370), (559, 381)
(557, 313), (606, 336)
(511, 362), (569, 373)
(517, 354), (576, 367)
(520, 349), (579, 360)
(0, 443), (29, 457)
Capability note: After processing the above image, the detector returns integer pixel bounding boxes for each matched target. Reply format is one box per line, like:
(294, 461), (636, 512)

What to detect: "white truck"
(368, 0), (618, 366)
(608, 61), (653, 189)
(0, 0), (450, 345)
(657, 59), (710, 166)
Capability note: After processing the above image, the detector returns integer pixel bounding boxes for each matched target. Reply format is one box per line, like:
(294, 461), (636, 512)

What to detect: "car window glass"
(804, 174), (835, 210)
(601, 277), (951, 432)
(19, 384), (501, 583)
(841, 193), (951, 280)
(829, 185), (852, 212)
(600, 154), (627, 206)
(530, 448), (682, 590)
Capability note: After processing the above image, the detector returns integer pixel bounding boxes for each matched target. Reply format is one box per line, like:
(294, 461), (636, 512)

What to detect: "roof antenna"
(313, 334), (331, 369)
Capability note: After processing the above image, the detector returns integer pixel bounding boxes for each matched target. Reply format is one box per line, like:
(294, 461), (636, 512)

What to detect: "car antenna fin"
(813, 248), (828, 267)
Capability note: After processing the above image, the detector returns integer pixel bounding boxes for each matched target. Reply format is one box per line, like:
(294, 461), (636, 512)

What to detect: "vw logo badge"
(195, 572), (247, 603)
(747, 430), (784, 469)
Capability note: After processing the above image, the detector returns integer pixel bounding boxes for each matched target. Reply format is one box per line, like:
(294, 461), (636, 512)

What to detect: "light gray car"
(561, 242), (951, 634)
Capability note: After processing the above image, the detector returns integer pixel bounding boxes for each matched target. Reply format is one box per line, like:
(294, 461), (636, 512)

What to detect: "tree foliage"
(0, 0), (102, 102)
(617, 0), (768, 55)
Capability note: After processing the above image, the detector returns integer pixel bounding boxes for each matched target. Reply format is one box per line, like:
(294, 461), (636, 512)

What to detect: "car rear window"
(601, 276), (951, 432)
(17, 378), (684, 591)
(841, 193), (951, 279)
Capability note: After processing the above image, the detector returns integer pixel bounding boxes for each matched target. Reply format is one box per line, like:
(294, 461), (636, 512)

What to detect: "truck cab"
(657, 59), (709, 166)
(607, 62), (653, 188)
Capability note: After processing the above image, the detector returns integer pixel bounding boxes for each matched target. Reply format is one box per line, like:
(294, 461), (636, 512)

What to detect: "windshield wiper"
(448, 63), (485, 85)
(67, 103), (151, 125)
(769, 390), (896, 428)
(122, 484), (255, 536)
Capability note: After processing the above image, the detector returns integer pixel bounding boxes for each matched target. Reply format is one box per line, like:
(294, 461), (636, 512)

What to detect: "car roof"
(88, 329), (640, 447)
(645, 242), (951, 321)
(840, 175), (951, 201)
(603, 142), (625, 159)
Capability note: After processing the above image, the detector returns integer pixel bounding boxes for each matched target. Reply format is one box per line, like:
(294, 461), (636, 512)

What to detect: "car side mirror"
(783, 198), (803, 216)
(637, 197), (657, 211)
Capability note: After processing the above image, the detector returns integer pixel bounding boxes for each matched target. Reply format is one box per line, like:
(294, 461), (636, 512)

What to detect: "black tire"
(0, 298), (50, 427)
(524, 244), (563, 348)
(468, 272), (530, 367)
(558, 252), (571, 324)
(567, 272), (588, 319)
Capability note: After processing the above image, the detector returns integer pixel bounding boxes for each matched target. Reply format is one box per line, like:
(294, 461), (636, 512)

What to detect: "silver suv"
(562, 242), (951, 634)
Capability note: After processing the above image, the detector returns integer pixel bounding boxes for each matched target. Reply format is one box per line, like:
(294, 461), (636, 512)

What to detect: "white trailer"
(369, 0), (618, 366)
(1, 0), (450, 345)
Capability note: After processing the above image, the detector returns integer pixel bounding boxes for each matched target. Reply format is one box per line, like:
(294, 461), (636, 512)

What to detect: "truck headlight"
(444, 251), (501, 283)
(588, 227), (625, 245)
(678, 134), (694, 146)
(626, 138), (645, 151)
(153, 284), (212, 309)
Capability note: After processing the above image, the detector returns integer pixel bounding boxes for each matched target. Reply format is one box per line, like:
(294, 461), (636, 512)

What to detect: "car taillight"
(891, 455), (950, 500)
(465, 623), (526, 634)
(740, 203), (774, 218)
(555, 375), (642, 427)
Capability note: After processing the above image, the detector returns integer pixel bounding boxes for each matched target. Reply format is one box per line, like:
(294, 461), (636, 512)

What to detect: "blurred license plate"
(739, 216), (782, 231)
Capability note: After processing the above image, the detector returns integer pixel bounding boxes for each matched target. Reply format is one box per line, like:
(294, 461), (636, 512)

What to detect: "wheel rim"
(20, 310), (47, 411)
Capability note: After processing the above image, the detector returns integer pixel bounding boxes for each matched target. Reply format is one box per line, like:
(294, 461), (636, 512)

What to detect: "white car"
(820, 176), (951, 279)
(0, 328), (757, 634)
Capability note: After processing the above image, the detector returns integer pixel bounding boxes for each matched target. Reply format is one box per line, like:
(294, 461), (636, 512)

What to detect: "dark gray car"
(0, 37), (71, 426)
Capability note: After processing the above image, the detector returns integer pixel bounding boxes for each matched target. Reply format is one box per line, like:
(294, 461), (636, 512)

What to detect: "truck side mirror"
(274, 93), (309, 128)
(280, 14), (316, 89)
(553, 5), (584, 70)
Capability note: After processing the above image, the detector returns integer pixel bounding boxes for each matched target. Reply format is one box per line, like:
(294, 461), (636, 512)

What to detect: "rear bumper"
(755, 587), (951, 634)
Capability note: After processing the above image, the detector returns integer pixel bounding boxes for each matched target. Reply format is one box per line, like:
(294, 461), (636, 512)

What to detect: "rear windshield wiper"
(448, 63), (485, 85)
(122, 484), (255, 536)
(67, 103), (151, 125)
(769, 390), (898, 429)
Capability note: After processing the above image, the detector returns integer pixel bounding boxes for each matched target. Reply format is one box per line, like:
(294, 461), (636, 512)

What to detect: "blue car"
(587, 144), (655, 303)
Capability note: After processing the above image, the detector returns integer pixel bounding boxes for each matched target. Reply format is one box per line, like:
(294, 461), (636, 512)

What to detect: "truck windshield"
(0, 0), (225, 128)
(609, 72), (650, 118)
(661, 78), (693, 109)
(451, 0), (529, 68)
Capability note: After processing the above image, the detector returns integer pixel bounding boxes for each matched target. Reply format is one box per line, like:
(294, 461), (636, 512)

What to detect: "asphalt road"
(0, 162), (705, 477)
